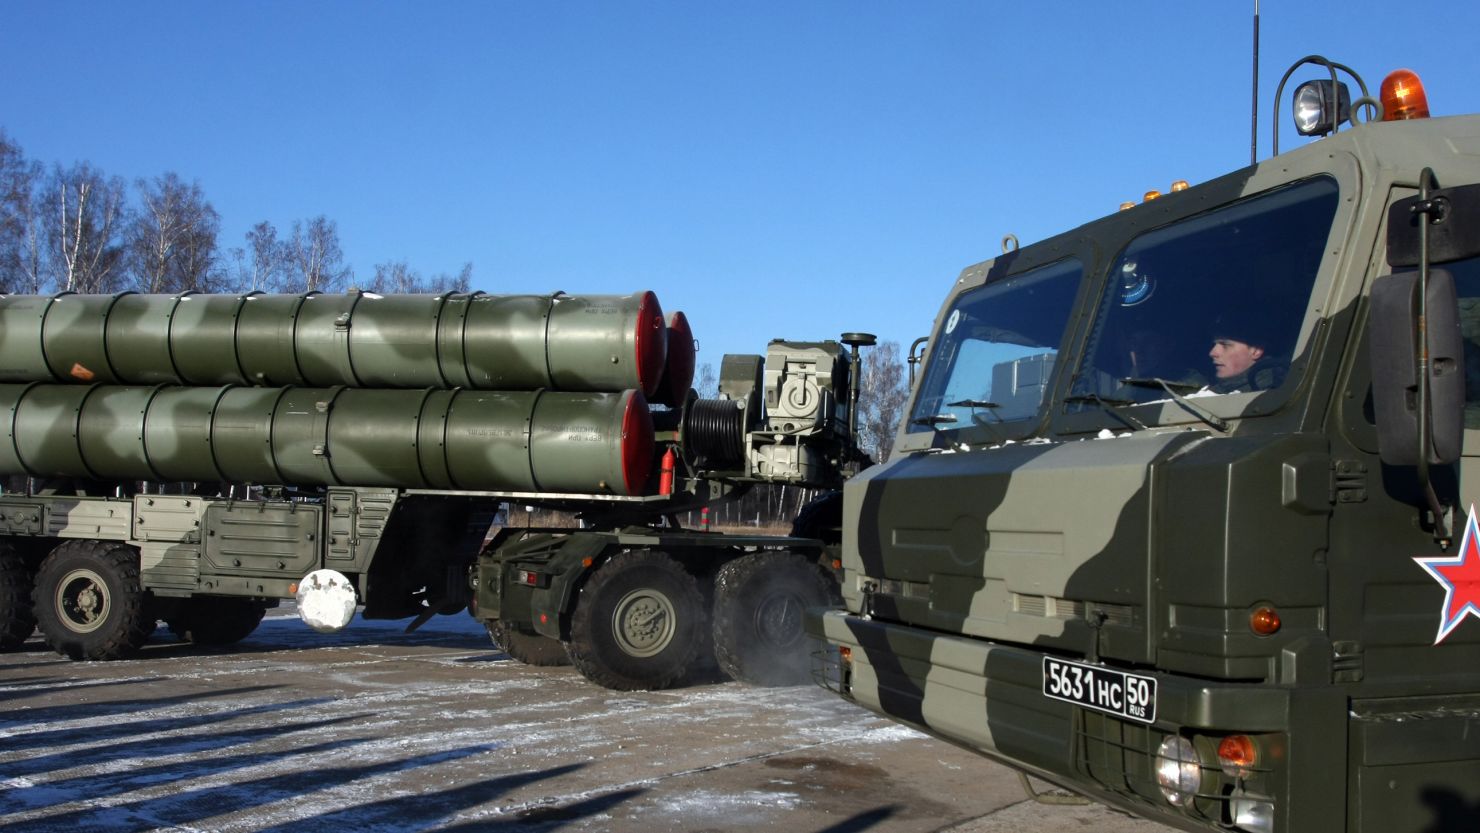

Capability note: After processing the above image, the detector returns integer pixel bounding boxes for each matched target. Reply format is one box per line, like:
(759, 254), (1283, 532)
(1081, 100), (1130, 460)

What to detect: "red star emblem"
(1414, 505), (1480, 644)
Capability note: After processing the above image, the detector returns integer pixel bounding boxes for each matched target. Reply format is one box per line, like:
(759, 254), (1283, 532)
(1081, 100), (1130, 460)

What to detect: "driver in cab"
(1205, 320), (1284, 394)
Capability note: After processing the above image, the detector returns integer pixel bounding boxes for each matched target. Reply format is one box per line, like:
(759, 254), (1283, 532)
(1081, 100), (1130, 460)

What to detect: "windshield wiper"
(1063, 393), (1147, 430)
(1118, 377), (1201, 395)
(911, 413), (959, 426)
(947, 398), (1000, 411)
(947, 399), (1010, 442)
(912, 399), (1010, 444)
(1118, 377), (1229, 433)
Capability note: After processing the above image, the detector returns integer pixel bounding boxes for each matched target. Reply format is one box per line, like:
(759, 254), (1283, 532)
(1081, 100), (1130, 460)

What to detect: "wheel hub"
(753, 591), (805, 648)
(56, 568), (110, 634)
(612, 587), (675, 658)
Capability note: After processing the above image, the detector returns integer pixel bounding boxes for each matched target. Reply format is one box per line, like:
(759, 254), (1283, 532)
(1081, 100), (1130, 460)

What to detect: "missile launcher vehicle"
(807, 61), (1480, 832)
(0, 287), (868, 691)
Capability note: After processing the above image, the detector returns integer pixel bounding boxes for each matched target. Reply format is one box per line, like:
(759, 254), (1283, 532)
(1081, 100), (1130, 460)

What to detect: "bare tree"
(240, 221), (281, 291)
(15, 186), (48, 294)
(126, 172), (221, 293)
(42, 162), (128, 293)
(695, 362), (717, 396)
(368, 259), (474, 294)
(279, 215), (350, 292)
(433, 261), (474, 294)
(857, 340), (909, 462)
(0, 129), (39, 294)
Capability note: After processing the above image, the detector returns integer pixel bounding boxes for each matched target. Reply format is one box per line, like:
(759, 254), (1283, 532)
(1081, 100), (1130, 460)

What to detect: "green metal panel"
(0, 296), (50, 383)
(460, 294), (562, 390)
(168, 293), (253, 385)
(442, 389), (539, 491)
(105, 294), (185, 384)
(203, 500), (321, 578)
(528, 389), (652, 495)
(77, 385), (159, 480)
(413, 388), (459, 490)
(322, 387), (431, 488)
(40, 293), (125, 383)
(210, 386), (291, 484)
(344, 293), (449, 387)
(234, 292), (316, 385)
(267, 386), (339, 485)
(11, 384), (92, 477)
(546, 292), (666, 395)
(288, 292), (360, 385)
(142, 385), (228, 481)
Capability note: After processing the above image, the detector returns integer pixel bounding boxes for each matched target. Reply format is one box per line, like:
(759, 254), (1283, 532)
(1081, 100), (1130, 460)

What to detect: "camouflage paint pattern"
(809, 114), (1480, 831)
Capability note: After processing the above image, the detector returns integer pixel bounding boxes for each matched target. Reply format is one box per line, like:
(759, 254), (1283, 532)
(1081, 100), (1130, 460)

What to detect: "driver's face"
(1209, 338), (1264, 379)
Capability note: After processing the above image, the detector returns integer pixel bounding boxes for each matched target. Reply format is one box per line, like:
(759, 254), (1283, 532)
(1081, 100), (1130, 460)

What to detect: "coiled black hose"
(683, 399), (747, 466)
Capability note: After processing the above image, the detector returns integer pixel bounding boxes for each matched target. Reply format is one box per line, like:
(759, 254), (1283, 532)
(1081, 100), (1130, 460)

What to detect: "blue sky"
(4, 1), (1479, 367)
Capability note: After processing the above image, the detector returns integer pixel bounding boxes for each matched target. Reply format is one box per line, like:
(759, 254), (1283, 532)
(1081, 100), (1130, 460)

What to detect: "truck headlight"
(1293, 79), (1351, 136)
(1230, 787), (1275, 833)
(1155, 735), (1203, 806)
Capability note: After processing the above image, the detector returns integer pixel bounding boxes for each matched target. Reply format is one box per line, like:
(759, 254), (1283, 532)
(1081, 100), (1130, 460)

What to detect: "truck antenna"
(1251, 0), (1260, 164)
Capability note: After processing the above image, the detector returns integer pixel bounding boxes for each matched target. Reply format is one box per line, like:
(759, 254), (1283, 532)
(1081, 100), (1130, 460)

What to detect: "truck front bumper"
(809, 609), (1344, 833)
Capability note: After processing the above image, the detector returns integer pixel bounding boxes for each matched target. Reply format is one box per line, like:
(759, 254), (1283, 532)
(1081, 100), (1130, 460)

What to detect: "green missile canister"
(0, 289), (669, 395)
(0, 383), (655, 495)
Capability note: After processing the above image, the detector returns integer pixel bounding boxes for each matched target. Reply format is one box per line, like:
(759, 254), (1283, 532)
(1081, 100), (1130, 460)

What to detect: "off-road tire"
(487, 619), (572, 667)
(713, 550), (840, 686)
(166, 598), (268, 646)
(0, 543), (36, 651)
(566, 550), (704, 691)
(32, 540), (151, 660)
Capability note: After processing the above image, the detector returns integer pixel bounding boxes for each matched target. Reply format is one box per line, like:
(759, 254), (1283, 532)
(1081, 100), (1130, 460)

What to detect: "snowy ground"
(0, 609), (1169, 832)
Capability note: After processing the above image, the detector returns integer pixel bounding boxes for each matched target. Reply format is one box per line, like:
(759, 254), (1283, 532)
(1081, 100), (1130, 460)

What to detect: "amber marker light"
(1217, 735), (1258, 778)
(1143, 190), (1162, 202)
(1170, 180), (1190, 192)
(1381, 69), (1430, 121)
(1250, 606), (1282, 635)
(1119, 202), (1136, 212)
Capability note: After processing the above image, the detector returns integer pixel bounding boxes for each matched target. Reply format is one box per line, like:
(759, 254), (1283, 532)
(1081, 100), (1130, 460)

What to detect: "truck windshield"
(908, 258), (1082, 434)
(1071, 176), (1340, 411)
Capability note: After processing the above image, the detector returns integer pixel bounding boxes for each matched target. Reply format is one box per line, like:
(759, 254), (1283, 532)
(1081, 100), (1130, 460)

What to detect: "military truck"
(0, 288), (868, 690)
(808, 61), (1480, 832)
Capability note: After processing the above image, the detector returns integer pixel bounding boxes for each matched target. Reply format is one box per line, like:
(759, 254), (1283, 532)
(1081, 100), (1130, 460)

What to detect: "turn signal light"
(1381, 69), (1430, 121)
(1217, 735), (1258, 778)
(1250, 607), (1282, 635)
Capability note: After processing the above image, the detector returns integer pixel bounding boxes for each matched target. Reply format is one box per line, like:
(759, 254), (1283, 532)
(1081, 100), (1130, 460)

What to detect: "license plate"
(1043, 656), (1157, 724)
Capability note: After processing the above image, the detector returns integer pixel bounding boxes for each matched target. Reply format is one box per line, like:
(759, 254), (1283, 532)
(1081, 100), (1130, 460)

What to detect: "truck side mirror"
(1368, 268), (1465, 466)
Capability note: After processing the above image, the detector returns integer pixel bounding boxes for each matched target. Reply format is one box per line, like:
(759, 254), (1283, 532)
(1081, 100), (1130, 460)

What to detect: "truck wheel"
(167, 599), (268, 646)
(713, 551), (839, 686)
(32, 540), (151, 660)
(488, 620), (572, 667)
(566, 550), (704, 690)
(0, 543), (37, 651)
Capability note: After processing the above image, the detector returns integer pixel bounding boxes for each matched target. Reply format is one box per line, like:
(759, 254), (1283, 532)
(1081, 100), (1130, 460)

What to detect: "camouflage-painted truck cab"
(810, 71), (1480, 832)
